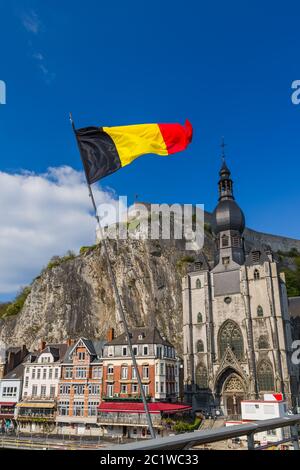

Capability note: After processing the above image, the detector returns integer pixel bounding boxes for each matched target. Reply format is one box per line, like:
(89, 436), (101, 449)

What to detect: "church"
(182, 158), (299, 417)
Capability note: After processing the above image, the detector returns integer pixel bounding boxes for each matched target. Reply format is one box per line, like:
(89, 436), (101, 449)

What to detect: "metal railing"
(111, 414), (300, 451)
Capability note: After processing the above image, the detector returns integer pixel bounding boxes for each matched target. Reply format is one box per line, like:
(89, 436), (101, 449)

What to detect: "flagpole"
(69, 113), (156, 439)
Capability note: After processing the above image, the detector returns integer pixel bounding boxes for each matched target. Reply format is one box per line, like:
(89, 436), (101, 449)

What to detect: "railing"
(110, 414), (300, 451)
(98, 413), (161, 426)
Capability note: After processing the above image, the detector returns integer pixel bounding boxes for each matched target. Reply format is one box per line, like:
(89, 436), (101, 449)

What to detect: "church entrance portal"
(222, 374), (245, 418)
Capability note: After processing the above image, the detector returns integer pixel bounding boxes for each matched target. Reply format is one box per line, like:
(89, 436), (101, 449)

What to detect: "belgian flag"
(75, 120), (193, 184)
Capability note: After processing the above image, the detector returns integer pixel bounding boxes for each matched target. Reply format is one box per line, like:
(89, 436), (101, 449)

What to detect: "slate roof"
(3, 362), (24, 380)
(106, 327), (173, 347)
(62, 338), (106, 364)
(33, 343), (68, 363)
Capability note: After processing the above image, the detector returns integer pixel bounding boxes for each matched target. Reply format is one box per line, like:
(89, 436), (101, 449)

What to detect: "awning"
(98, 402), (192, 414)
(16, 402), (55, 409)
(0, 402), (15, 407)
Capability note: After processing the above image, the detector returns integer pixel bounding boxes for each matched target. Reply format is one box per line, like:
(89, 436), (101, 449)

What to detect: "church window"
(258, 335), (269, 349)
(196, 278), (201, 289)
(219, 320), (243, 360)
(222, 256), (230, 266)
(257, 361), (274, 391)
(252, 251), (261, 263)
(196, 340), (204, 353)
(196, 364), (208, 389)
(254, 269), (260, 280)
(232, 235), (240, 247)
(222, 234), (229, 247)
(257, 305), (263, 317)
(197, 312), (203, 323)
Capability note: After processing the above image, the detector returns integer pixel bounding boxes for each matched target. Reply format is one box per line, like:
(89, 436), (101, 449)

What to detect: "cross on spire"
(221, 136), (226, 162)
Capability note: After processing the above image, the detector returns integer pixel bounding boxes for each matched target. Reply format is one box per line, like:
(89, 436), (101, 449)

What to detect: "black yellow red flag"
(75, 120), (193, 184)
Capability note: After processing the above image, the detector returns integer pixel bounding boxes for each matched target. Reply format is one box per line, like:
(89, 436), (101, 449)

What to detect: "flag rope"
(69, 113), (156, 439)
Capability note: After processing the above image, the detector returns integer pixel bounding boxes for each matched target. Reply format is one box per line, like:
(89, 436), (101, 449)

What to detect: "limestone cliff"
(0, 224), (299, 353)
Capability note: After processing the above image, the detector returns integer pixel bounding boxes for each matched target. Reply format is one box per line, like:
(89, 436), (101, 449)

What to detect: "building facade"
(56, 337), (105, 436)
(183, 160), (299, 416)
(98, 327), (182, 438)
(16, 342), (67, 433)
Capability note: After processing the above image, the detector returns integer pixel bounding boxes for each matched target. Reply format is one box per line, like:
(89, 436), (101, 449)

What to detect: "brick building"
(56, 337), (105, 436)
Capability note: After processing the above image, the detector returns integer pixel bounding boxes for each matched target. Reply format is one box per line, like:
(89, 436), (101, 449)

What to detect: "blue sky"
(0, 0), (300, 299)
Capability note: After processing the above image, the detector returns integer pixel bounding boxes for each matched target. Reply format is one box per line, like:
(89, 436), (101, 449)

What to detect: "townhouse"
(98, 327), (189, 438)
(16, 341), (67, 434)
(56, 338), (105, 436)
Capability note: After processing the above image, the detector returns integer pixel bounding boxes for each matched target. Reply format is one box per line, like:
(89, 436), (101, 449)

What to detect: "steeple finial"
(221, 136), (226, 162)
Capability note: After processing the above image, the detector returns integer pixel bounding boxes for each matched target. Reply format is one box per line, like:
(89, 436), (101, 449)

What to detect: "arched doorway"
(222, 374), (245, 417)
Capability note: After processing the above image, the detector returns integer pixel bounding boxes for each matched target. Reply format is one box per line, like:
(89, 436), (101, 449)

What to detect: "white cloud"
(21, 10), (42, 34)
(0, 167), (124, 299)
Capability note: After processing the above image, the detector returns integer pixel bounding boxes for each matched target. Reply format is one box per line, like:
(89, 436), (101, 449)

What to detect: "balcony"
(97, 412), (162, 427)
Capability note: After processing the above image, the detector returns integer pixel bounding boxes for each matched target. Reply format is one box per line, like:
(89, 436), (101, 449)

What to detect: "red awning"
(0, 402), (15, 407)
(98, 402), (192, 414)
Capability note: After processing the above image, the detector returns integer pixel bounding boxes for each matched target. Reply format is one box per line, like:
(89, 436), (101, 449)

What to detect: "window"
(73, 384), (85, 395)
(160, 363), (164, 375)
(49, 368), (53, 379)
(43, 368), (47, 379)
(138, 334), (145, 340)
(222, 257), (230, 266)
(92, 367), (102, 379)
(258, 361), (274, 391)
(88, 401), (99, 416)
(54, 368), (59, 379)
(143, 346), (148, 356)
(132, 366), (137, 379)
(132, 346), (138, 356)
(142, 365), (149, 379)
(258, 335), (269, 349)
(132, 384), (138, 394)
(121, 366), (128, 379)
(59, 384), (70, 395)
(32, 369), (35, 379)
(76, 367), (87, 379)
(197, 312), (203, 323)
(88, 384), (100, 395)
(122, 346), (127, 356)
(73, 401), (84, 416)
(64, 367), (73, 379)
(107, 365), (114, 375)
(143, 384), (149, 396)
(78, 351), (85, 361)
(41, 386), (46, 397)
(222, 234), (229, 247)
(37, 369), (41, 380)
(195, 261), (203, 271)
(58, 401), (69, 416)
(121, 384), (127, 394)
(107, 384), (114, 397)
(3, 387), (17, 397)
(257, 305), (264, 317)
(224, 296), (232, 304)
(107, 346), (114, 357)
(155, 382), (159, 393)
(254, 269), (260, 280)
(160, 382), (164, 393)
(32, 385), (38, 397)
(252, 251), (261, 263)
(232, 235), (240, 247)
(196, 340), (204, 353)
(25, 377), (29, 388)
(196, 278), (201, 289)
(219, 320), (243, 360)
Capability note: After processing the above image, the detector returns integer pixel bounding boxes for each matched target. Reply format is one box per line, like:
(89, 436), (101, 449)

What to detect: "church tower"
(182, 151), (298, 416)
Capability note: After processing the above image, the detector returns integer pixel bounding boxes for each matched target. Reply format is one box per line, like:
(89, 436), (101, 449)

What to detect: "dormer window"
(195, 262), (203, 271)
(222, 256), (230, 266)
(78, 352), (85, 361)
(138, 334), (145, 340)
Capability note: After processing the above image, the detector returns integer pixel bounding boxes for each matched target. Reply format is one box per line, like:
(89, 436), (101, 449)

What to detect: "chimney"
(107, 328), (115, 342)
(66, 338), (75, 347)
(38, 339), (46, 351)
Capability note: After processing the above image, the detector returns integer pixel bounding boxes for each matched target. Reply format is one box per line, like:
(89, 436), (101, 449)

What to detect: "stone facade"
(182, 161), (299, 417)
